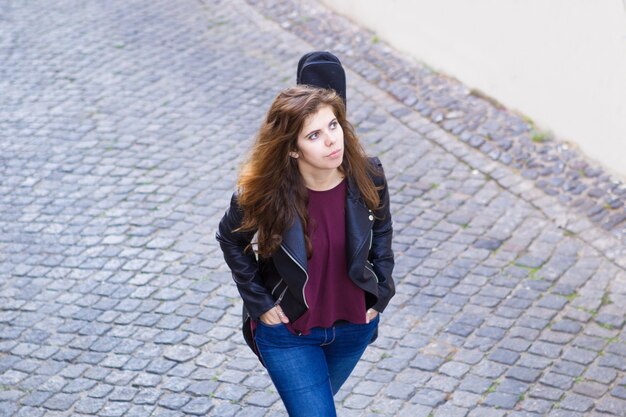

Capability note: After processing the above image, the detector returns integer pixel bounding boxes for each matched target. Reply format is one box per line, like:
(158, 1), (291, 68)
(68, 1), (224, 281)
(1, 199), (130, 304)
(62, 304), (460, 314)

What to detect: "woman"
(216, 85), (395, 416)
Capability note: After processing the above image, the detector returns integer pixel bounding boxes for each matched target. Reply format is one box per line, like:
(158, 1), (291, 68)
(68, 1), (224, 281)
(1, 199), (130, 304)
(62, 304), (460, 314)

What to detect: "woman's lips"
(327, 149), (342, 158)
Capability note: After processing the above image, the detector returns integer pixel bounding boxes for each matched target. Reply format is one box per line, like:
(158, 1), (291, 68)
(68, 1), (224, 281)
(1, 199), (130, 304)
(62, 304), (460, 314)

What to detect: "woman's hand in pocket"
(260, 305), (290, 325)
(366, 308), (379, 324)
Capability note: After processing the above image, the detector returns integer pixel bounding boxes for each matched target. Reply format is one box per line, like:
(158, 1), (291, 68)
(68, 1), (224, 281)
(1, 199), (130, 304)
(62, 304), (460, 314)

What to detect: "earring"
(289, 152), (299, 159)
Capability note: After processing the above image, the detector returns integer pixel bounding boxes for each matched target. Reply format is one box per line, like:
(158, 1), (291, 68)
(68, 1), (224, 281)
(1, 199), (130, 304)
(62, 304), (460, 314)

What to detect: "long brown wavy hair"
(236, 86), (381, 258)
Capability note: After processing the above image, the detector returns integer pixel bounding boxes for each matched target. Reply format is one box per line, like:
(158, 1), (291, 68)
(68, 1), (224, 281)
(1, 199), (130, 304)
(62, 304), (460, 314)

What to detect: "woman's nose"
(325, 131), (336, 146)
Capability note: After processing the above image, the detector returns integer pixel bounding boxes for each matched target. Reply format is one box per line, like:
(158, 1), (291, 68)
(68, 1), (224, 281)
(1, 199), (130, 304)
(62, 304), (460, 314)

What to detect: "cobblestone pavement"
(1, 1), (625, 416)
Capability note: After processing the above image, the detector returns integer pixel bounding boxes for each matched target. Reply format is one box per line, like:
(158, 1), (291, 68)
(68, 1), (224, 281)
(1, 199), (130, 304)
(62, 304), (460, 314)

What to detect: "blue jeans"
(254, 315), (379, 417)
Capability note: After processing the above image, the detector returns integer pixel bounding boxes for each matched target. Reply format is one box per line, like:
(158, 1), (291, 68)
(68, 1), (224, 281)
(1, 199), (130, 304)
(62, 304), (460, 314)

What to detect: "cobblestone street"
(1, 1), (626, 416)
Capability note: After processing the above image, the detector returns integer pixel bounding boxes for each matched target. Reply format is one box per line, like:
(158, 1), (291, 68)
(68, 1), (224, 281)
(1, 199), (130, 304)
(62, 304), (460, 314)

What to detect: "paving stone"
(343, 393), (374, 409)
(98, 402), (131, 417)
(562, 346), (598, 365)
(553, 360), (586, 377)
(245, 390), (280, 408)
(180, 398), (214, 415)
(432, 403), (469, 417)
(529, 385), (563, 401)
(518, 398), (552, 414)
(410, 389), (447, 407)
(540, 330), (574, 345)
(472, 360), (507, 379)
(425, 374), (460, 393)
(42, 393), (78, 411)
(599, 353), (626, 371)
(163, 345), (200, 363)
(124, 405), (155, 417)
(584, 365), (617, 384)
(500, 337), (531, 352)
(446, 322), (475, 337)
(466, 406), (506, 417)
(528, 342), (562, 362)
(489, 348), (520, 365)
(611, 385), (626, 400)
(20, 391), (53, 407)
(157, 394), (191, 410)
(572, 380), (608, 398)
(62, 378), (97, 393)
(146, 358), (177, 375)
(458, 375), (493, 394)
(482, 392), (519, 409)
(595, 313), (625, 329)
(74, 397), (106, 414)
(213, 383), (248, 402)
(559, 393), (594, 412)
(546, 411), (583, 417)
(506, 366), (541, 383)
(13, 407), (45, 417)
(397, 403), (433, 417)
(540, 371), (574, 390)
(0, 403), (18, 417)
(497, 378), (528, 396)
(134, 389), (161, 406)
(516, 353), (551, 370)
(410, 354), (444, 371)
(109, 386), (138, 402)
(475, 326), (506, 340)
(551, 319), (583, 334)
(595, 396), (626, 415)
(439, 361), (470, 378)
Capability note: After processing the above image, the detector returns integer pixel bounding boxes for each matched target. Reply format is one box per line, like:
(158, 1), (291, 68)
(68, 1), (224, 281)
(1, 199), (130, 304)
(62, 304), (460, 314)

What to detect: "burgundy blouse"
(286, 179), (367, 335)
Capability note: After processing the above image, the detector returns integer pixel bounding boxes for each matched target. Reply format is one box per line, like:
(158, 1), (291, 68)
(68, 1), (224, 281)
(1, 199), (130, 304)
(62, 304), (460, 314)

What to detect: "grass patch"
(527, 267), (541, 280)
(601, 292), (612, 307)
(598, 322), (615, 330)
(531, 130), (549, 143)
(470, 88), (506, 109)
(486, 381), (500, 394)
(208, 20), (227, 29)
(576, 306), (598, 317)
(511, 261), (543, 281)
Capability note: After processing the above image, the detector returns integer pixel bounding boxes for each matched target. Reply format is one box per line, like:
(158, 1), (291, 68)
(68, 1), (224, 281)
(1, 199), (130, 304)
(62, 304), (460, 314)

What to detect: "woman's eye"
(308, 132), (319, 140)
(329, 120), (337, 129)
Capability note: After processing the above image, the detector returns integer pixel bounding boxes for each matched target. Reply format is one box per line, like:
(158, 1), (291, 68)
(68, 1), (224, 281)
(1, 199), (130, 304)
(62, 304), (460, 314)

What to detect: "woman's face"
(294, 105), (344, 176)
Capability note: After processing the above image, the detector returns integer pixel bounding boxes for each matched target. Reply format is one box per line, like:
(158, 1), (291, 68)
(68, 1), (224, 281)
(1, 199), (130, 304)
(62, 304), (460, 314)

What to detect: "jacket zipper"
(275, 287), (288, 305)
(271, 278), (284, 296)
(364, 262), (380, 283)
(280, 245), (309, 308)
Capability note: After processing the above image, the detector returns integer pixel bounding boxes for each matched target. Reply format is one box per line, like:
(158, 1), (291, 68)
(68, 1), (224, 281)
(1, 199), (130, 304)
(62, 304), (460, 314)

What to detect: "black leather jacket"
(216, 157), (395, 355)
